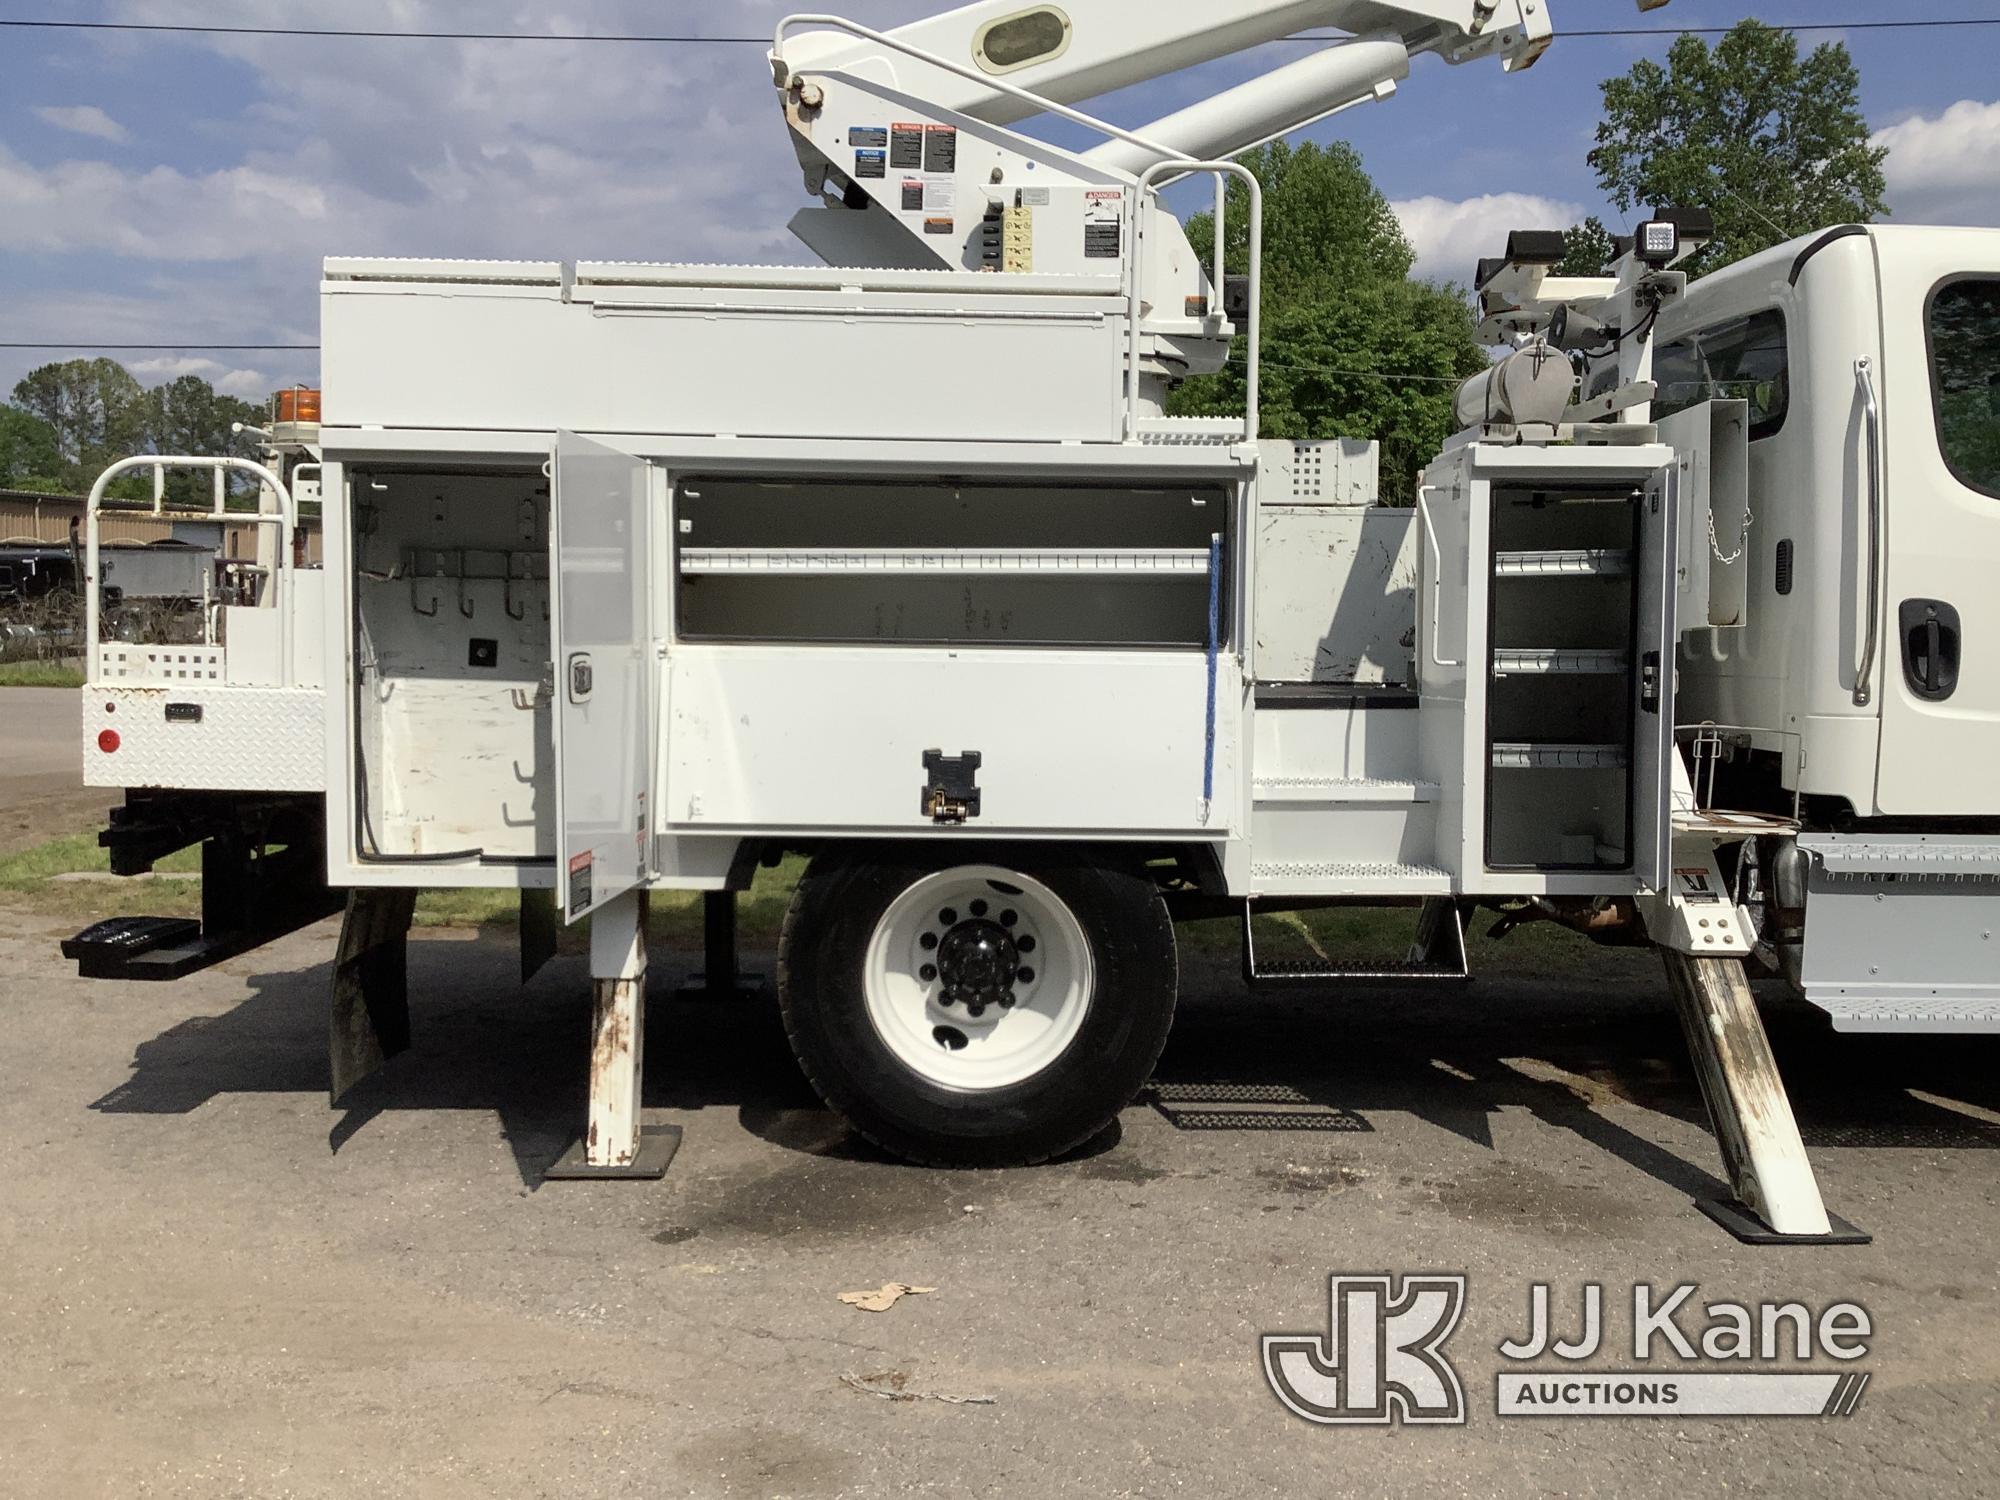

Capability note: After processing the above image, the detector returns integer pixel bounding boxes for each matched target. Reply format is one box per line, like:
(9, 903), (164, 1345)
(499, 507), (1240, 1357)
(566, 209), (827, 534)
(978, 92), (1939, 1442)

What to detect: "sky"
(3, 1), (1999, 406)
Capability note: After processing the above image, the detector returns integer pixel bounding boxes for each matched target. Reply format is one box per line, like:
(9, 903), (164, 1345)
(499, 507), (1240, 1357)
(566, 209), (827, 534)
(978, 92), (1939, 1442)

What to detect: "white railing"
(86, 455), (297, 688)
(1128, 159), (1261, 443)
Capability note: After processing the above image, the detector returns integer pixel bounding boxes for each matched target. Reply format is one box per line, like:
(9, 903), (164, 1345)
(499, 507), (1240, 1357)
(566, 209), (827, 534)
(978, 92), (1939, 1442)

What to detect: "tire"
(777, 844), (1178, 1167)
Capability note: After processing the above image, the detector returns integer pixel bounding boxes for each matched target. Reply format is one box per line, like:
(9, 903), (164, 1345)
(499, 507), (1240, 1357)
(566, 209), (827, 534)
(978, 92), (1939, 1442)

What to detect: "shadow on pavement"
(85, 936), (2000, 1195)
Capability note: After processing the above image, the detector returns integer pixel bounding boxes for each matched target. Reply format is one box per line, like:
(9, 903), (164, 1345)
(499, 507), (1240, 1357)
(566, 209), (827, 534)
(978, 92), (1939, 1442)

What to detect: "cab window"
(1930, 278), (2000, 498)
(1653, 308), (1789, 440)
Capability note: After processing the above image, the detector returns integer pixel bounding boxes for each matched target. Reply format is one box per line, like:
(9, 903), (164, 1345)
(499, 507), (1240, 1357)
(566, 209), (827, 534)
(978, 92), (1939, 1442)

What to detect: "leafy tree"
(1167, 140), (1488, 499)
(7, 360), (267, 499)
(145, 375), (264, 504)
(1557, 216), (1617, 277)
(0, 404), (63, 490)
(10, 358), (147, 481)
(1589, 19), (1886, 270)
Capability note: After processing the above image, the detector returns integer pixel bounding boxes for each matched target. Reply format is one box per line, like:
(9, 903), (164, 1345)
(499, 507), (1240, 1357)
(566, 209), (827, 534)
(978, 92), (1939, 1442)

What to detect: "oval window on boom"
(974, 7), (1072, 75)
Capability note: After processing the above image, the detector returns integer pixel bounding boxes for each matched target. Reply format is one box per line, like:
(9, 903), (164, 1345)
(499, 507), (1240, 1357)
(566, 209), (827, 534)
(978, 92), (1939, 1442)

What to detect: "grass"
(0, 661), (84, 688)
(2, 828), (1638, 979)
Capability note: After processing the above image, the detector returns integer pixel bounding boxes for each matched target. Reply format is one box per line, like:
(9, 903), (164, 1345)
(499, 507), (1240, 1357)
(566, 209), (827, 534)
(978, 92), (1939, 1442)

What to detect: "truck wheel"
(777, 845), (1178, 1167)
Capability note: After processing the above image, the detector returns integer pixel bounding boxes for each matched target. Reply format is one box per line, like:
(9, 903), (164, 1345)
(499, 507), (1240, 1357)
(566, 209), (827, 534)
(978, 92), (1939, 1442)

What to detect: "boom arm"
(780, 1), (1556, 129)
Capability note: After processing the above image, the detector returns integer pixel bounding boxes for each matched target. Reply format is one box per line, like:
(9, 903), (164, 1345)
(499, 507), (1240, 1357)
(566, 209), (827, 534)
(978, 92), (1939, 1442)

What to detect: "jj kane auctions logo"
(1263, 1275), (1872, 1424)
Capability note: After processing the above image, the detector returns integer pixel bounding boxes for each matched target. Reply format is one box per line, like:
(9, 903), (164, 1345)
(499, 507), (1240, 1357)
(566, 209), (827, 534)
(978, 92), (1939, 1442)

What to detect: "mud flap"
(329, 887), (418, 1104)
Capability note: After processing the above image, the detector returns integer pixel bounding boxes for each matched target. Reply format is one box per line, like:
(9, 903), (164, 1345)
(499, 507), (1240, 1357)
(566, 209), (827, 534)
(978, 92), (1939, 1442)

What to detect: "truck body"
(61, 1), (2000, 1230)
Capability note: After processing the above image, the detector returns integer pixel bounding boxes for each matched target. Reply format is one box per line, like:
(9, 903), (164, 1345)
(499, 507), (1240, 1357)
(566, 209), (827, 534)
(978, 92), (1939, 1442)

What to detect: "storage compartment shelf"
(678, 546), (1209, 577)
(1491, 648), (1627, 676)
(1491, 742), (1629, 770)
(1493, 548), (1631, 578)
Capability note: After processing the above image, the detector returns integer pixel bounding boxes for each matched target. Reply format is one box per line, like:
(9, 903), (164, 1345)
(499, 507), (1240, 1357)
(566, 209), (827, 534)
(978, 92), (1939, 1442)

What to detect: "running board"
(1242, 896), (1468, 984)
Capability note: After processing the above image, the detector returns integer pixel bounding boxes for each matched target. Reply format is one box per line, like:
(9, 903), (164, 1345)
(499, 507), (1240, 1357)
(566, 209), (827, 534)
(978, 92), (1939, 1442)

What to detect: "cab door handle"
(1898, 599), (1960, 701)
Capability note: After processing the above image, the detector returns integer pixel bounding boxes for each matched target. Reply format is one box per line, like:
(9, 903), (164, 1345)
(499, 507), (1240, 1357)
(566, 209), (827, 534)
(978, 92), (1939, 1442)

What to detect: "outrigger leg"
(547, 890), (679, 1179)
(1646, 838), (1868, 1245)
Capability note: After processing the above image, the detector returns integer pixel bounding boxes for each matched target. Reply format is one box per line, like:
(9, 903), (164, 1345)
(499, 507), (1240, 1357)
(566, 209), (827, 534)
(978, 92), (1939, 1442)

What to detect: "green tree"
(10, 358), (147, 486)
(145, 375), (264, 504)
(0, 404), (64, 491)
(1167, 140), (1487, 499)
(1589, 20), (1886, 270)
(1557, 216), (1617, 277)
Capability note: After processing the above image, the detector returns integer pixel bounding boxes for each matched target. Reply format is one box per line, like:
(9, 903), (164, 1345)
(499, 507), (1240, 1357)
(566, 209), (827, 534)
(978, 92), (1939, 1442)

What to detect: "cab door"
(1874, 233), (2000, 815)
(551, 430), (654, 920)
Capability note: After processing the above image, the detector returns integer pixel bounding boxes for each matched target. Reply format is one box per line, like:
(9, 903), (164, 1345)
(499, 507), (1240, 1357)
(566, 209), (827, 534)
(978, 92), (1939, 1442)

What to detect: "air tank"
(1452, 344), (1575, 430)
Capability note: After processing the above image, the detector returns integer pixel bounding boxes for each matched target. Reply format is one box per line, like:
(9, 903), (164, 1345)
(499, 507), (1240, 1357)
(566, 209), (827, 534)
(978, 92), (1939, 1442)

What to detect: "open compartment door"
(1632, 464), (1681, 892)
(551, 431), (653, 921)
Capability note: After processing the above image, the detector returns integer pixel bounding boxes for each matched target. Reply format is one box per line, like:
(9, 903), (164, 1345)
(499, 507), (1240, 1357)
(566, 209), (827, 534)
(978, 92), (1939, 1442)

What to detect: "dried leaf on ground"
(837, 1281), (937, 1313)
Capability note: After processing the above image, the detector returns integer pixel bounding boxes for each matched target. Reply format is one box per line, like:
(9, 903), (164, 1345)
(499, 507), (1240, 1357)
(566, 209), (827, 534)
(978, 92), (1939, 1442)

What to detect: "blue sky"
(3, 1), (1998, 405)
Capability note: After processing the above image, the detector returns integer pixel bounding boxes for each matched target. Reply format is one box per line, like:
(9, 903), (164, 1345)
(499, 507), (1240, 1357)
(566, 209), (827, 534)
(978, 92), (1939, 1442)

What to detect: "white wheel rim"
(862, 864), (1094, 1092)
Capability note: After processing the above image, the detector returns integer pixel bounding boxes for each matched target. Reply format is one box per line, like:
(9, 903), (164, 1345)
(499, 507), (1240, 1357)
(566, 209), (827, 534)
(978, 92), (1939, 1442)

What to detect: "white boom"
(779, 1), (1554, 125)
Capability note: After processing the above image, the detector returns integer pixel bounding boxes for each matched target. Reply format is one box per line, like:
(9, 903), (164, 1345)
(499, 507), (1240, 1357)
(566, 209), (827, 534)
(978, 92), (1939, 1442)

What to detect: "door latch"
(921, 749), (981, 824)
(567, 652), (593, 704)
(1639, 650), (1662, 714)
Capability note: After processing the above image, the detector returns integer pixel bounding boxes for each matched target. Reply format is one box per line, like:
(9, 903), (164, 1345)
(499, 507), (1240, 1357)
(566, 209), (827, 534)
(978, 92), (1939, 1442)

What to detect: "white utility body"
(66, 0), (2000, 1240)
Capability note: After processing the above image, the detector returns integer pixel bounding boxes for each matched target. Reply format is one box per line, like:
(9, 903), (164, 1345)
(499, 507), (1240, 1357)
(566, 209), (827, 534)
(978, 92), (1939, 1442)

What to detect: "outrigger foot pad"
(545, 1124), (682, 1181)
(1695, 1197), (1871, 1246)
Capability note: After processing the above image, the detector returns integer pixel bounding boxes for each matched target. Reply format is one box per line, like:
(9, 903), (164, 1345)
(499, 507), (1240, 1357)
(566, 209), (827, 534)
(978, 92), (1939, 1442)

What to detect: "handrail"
(86, 455), (297, 688)
(1851, 358), (1881, 707)
(1415, 485), (1461, 671)
(770, 13), (1182, 163)
(1127, 159), (1262, 443)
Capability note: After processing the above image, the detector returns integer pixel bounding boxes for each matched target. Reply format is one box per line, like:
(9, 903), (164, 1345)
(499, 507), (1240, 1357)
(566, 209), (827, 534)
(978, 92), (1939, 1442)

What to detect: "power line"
(0, 18), (761, 41)
(1, 342), (319, 351)
(1232, 353), (1467, 384)
(4, 15), (1997, 44)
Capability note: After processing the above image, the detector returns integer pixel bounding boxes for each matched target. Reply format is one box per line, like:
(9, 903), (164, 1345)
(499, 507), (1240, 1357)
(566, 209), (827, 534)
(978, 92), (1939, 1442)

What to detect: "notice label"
(923, 178), (957, 212)
(890, 123), (924, 169)
(567, 850), (593, 918)
(853, 148), (886, 179)
(924, 217), (956, 235)
(848, 125), (888, 148)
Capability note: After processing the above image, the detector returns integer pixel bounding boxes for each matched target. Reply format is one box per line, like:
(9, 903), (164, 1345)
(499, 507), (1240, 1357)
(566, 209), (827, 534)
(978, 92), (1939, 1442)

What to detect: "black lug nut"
(939, 908), (957, 925)
(919, 963), (937, 982)
(1017, 935), (1036, 953)
(969, 898), (987, 917)
(1016, 966), (1034, 983)
(967, 1002), (987, 1018)
(1000, 909), (1017, 927)
(998, 991), (1016, 1009)
(920, 931), (938, 950)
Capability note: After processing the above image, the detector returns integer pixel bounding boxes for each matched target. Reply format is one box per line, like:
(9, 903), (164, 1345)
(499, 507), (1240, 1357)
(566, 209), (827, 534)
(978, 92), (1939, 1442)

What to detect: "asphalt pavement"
(0, 911), (1994, 1498)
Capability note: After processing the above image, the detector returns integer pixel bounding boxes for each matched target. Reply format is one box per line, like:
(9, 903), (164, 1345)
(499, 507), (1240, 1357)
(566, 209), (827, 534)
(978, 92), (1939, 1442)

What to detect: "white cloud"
(33, 104), (131, 144)
(1874, 98), (2000, 225)
(125, 354), (271, 399)
(1391, 191), (1587, 287)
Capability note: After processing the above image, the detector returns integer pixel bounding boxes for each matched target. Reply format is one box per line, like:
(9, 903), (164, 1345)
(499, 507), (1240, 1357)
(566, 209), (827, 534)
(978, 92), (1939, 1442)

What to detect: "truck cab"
(1657, 225), (2000, 822)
